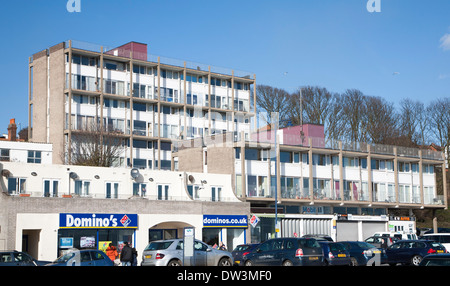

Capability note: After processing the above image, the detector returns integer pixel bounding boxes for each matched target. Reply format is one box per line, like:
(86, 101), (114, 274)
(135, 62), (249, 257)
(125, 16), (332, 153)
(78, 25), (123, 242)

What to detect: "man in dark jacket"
(120, 242), (133, 266)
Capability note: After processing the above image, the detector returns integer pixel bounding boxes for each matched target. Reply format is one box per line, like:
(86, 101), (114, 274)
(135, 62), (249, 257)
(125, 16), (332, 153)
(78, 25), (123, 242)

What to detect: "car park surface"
(141, 239), (233, 266)
(243, 238), (324, 266)
(386, 240), (446, 266)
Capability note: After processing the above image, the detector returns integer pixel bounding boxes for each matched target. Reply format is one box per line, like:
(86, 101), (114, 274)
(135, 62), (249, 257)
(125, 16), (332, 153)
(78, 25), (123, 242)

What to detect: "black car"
(340, 241), (386, 266)
(419, 254), (450, 266)
(302, 234), (334, 241)
(0, 251), (50, 266)
(231, 244), (259, 266)
(386, 240), (446, 266)
(243, 238), (324, 266)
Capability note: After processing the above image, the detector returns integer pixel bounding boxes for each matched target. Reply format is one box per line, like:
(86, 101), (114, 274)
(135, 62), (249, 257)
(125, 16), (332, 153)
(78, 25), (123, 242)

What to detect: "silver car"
(141, 239), (233, 266)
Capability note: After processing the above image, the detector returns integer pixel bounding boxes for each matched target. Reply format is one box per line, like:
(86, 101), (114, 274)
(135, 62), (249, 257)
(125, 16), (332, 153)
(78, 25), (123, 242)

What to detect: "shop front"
(58, 213), (138, 256)
(202, 215), (248, 252)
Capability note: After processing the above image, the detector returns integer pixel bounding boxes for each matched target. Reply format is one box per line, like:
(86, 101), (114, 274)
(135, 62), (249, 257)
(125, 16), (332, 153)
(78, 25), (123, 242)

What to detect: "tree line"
(256, 84), (450, 154)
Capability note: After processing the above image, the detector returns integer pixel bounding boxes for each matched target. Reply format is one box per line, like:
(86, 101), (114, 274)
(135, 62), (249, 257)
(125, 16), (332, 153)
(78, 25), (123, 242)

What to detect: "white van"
(373, 232), (417, 241)
(422, 233), (450, 252)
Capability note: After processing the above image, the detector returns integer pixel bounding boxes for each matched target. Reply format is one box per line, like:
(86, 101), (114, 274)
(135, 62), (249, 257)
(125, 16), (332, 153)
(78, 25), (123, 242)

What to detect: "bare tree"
(65, 123), (125, 167)
(428, 98), (450, 165)
(256, 84), (290, 127)
(364, 96), (399, 144)
(341, 89), (367, 143)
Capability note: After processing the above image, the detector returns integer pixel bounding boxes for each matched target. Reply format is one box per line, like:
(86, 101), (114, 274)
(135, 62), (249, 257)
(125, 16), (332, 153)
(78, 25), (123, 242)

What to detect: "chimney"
(7, 118), (17, 141)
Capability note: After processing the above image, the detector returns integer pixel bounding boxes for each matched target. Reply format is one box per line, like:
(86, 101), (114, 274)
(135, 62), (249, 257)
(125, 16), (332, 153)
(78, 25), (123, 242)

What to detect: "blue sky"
(1, 0), (449, 135)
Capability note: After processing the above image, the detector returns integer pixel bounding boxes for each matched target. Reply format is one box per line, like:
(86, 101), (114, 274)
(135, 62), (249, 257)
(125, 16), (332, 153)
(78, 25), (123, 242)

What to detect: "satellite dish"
(69, 172), (78, 180)
(130, 168), (140, 179)
(188, 175), (195, 183)
(1, 169), (11, 178)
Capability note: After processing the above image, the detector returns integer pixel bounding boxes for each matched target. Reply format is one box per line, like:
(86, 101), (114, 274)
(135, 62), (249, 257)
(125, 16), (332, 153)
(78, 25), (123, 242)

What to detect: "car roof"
(423, 233), (450, 236)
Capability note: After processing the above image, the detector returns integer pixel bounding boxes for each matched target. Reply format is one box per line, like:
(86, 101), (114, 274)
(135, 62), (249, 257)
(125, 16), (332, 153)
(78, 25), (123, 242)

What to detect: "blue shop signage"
(203, 215), (248, 228)
(60, 213), (138, 229)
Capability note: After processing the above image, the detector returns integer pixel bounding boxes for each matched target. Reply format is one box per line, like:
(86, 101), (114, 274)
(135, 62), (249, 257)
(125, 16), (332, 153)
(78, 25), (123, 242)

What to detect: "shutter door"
(337, 222), (358, 241)
(362, 222), (386, 240)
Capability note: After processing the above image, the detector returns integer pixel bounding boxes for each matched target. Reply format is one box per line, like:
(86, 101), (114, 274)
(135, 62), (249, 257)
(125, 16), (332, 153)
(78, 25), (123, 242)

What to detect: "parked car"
(421, 233), (450, 252)
(46, 249), (114, 266)
(339, 241), (386, 266)
(231, 243), (259, 266)
(319, 242), (351, 266)
(302, 234), (334, 241)
(365, 236), (393, 249)
(373, 231), (417, 241)
(419, 254), (450, 266)
(141, 239), (233, 266)
(243, 238), (324, 266)
(386, 240), (446, 266)
(0, 250), (51, 266)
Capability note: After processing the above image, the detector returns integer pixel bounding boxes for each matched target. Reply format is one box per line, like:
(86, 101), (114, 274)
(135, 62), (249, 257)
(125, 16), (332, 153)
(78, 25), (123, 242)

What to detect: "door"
(194, 241), (208, 266)
(253, 240), (273, 266)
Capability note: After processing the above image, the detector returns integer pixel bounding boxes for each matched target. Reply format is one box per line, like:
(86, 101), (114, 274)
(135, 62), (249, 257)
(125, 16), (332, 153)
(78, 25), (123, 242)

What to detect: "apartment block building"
(28, 40), (256, 169)
(175, 125), (447, 242)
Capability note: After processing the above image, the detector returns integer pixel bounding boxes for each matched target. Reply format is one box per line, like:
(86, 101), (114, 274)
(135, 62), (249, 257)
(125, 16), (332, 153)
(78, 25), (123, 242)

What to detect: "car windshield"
(233, 245), (252, 252)
(144, 241), (174, 251)
(355, 242), (376, 249)
(54, 252), (76, 263)
(299, 239), (320, 248)
(329, 243), (346, 252)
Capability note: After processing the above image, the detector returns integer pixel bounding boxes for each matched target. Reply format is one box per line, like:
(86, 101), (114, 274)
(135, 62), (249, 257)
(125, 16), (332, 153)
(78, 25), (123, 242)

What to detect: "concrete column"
(367, 145), (372, 202)
(129, 55), (134, 166)
(394, 147), (399, 204)
(339, 141), (344, 202)
(240, 131), (246, 199)
(419, 150), (424, 207)
(309, 138), (313, 201)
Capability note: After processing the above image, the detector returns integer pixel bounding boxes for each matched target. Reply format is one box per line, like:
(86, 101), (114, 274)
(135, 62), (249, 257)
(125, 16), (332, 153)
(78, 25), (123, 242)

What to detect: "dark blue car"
(319, 242), (351, 266)
(339, 241), (386, 266)
(243, 238), (324, 266)
(231, 244), (259, 266)
(386, 240), (446, 266)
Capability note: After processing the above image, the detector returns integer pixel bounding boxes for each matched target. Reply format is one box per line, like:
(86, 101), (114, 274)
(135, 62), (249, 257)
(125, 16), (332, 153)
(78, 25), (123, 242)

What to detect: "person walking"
(120, 242), (133, 266)
(131, 247), (138, 266)
(105, 243), (119, 265)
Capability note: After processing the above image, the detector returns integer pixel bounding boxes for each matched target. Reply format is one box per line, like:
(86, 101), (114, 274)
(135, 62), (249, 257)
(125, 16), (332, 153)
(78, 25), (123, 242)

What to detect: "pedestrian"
(131, 246), (138, 266)
(105, 243), (119, 265)
(120, 242), (133, 266)
(219, 242), (227, 251)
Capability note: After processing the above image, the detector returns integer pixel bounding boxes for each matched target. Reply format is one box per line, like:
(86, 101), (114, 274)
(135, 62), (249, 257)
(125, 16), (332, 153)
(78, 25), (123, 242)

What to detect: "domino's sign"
(60, 213), (138, 229)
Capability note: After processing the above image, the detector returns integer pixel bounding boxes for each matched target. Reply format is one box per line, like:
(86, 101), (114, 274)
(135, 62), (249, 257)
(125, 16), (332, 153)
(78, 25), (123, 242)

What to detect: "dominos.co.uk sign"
(60, 213), (138, 229)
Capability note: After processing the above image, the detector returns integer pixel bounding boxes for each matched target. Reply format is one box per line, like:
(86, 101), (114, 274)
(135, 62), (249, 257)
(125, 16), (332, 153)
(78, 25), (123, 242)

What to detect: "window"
(0, 149), (10, 161)
(44, 179), (59, 197)
(106, 182), (119, 199)
(133, 183), (147, 197)
(158, 185), (169, 200)
(27, 151), (42, 163)
(280, 152), (292, 163)
(8, 178), (26, 195)
(211, 186), (222, 202)
(74, 180), (90, 196)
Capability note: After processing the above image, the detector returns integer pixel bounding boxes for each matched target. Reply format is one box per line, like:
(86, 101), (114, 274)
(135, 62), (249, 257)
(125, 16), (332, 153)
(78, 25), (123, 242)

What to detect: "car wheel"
(411, 255), (422, 266)
(282, 260), (293, 266)
(244, 260), (253, 266)
(167, 259), (182, 266)
(218, 257), (232, 266)
(350, 257), (358, 266)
